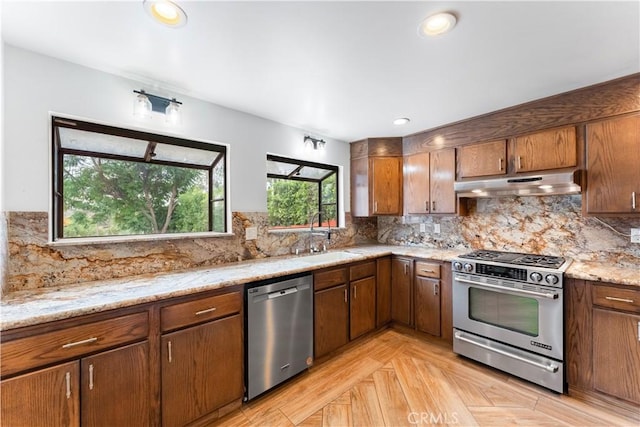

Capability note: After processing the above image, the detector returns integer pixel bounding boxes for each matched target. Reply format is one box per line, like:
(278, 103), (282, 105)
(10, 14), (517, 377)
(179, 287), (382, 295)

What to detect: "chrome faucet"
(309, 211), (331, 253)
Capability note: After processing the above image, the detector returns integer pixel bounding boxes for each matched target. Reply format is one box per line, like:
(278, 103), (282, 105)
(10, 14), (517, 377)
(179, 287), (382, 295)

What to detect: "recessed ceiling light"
(143, 0), (187, 28)
(393, 117), (410, 126)
(418, 12), (457, 37)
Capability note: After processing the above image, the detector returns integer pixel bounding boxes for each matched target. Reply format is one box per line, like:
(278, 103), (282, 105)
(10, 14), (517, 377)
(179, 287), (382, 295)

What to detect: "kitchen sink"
(297, 251), (360, 264)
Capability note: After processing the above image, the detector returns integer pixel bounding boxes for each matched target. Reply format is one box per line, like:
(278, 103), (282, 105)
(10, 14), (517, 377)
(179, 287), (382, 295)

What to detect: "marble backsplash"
(378, 195), (640, 266)
(4, 211), (376, 293)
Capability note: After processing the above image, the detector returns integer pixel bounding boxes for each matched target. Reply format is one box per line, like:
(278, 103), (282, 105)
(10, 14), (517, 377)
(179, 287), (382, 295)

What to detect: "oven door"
(453, 273), (563, 360)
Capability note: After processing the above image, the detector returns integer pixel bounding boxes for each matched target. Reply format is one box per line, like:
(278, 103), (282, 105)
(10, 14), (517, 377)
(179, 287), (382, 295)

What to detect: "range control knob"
(530, 272), (543, 282)
(463, 263), (474, 272)
(453, 261), (463, 271)
(545, 274), (559, 285)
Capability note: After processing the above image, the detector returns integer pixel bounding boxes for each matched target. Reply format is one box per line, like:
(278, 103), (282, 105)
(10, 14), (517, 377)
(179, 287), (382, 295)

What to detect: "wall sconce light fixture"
(133, 89), (182, 124)
(304, 135), (326, 150)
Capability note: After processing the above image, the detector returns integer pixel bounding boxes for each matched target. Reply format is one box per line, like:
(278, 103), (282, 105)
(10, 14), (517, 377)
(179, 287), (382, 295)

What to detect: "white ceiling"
(2, 1), (639, 142)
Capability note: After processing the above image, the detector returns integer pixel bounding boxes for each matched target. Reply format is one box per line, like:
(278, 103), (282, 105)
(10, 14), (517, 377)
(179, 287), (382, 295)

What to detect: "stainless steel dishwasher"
(245, 273), (313, 400)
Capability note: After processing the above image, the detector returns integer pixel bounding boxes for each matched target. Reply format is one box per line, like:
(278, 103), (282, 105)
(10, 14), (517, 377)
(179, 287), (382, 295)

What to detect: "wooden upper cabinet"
(586, 113), (640, 214)
(429, 148), (456, 214)
(403, 148), (456, 215)
(512, 126), (577, 173)
(350, 138), (402, 216)
(457, 140), (507, 178)
(370, 157), (402, 214)
(404, 152), (430, 214)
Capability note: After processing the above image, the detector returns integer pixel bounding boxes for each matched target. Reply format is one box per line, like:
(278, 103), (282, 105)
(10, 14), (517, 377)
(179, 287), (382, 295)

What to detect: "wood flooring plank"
(392, 357), (440, 413)
(334, 391), (352, 405)
(469, 406), (572, 426)
(372, 368), (413, 426)
(212, 409), (254, 427)
(280, 357), (383, 425)
(440, 370), (493, 407)
(322, 404), (352, 427)
(297, 409), (324, 427)
(535, 396), (640, 427)
(350, 378), (386, 427)
(413, 359), (479, 426)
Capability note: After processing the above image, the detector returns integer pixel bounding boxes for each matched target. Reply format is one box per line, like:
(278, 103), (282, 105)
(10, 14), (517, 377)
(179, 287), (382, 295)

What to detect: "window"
(52, 116), (228, 240)
(266, 154), (339, 229)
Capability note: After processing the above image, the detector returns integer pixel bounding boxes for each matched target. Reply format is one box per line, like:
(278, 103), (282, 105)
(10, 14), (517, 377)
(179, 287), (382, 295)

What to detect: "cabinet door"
(350, 276), (376, 340)
(1, 361), (80, 427)
(81, 341), (150, 427)
(161, 315), (243, 427)
(440, 262), (453, 343)
(376, 256), (392, 327)
(458, 140), (507, 178)
(370, 157), (402, 215)
(315, 285), (349, 358)
(391, 257), (413, 326)
(586, 114), (640, 214)
(593, 309), (640, 404)
(404, 152), (430, 214)
(513, 126), (577, 173)
(415, 277), (441, 336)
(430, 148), (456, 214)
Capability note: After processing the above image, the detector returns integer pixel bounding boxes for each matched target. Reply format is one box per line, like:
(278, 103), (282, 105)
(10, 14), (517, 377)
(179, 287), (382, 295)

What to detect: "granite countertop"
(1, 245), (637, 332)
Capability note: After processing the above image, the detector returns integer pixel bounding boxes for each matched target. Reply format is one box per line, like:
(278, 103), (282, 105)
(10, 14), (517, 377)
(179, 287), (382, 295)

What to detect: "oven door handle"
(455, 277), (558, 299)
(454, 331), (559, 373)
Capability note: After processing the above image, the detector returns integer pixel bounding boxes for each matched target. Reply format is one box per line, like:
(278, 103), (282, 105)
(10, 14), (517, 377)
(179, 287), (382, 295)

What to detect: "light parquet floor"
(214, 328), (640, 427)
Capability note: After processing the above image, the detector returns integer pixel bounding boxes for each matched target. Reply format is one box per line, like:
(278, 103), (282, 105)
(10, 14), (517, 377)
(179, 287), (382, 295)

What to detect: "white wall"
(3, 45), (350, 213)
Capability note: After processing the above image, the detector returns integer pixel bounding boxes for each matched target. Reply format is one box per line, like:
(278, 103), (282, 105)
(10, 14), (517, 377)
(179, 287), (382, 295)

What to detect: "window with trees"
(266, 154), (339, 229)
(52, 116), (228, 240)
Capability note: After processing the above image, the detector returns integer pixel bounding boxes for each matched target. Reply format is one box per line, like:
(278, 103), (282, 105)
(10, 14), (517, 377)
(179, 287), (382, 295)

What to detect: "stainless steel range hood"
(454, 170), (582, 198)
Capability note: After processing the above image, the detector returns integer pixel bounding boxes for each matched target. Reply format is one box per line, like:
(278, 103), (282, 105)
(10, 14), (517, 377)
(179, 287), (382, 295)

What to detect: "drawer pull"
(633, 191), (636, 210)
(89, 364), (94, 390)
(517, 156), (522, 170)
(65, 372), (71, 399)
(62, 337), (98, 349)
(195, 307), (217, 316)
(498, 158), (503, 171)
(421, 269), (435, 274)
(605, 296), (634, 304)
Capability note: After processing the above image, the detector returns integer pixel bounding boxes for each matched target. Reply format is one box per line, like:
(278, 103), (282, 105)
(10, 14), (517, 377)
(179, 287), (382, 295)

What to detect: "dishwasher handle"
(267, 287), (298, 299)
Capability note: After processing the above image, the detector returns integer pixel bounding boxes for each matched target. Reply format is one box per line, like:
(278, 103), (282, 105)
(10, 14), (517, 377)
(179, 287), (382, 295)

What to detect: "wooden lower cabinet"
(161, 314), (243, 427)
(1, 341), (150, 427)
(440, 262), (453, 343)
(414, 276), (440, 336)
(391, 257), (413, 326)
(81, 342), (150, 426)
(1, 361), (80, 427)
(350, 276), (376, 340)
(592, 308), (640, 404)
(566, 279), (640, 405)
(314, 284), (349, 358)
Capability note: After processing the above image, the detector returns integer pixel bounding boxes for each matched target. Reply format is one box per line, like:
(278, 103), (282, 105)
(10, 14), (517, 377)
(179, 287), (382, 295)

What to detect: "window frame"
(266, 154), (340, 229)
(50, 115), (230, 242)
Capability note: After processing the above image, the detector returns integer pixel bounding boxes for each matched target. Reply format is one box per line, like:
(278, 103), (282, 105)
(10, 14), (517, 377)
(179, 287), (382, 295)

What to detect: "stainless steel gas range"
(452, 250), (571, 393)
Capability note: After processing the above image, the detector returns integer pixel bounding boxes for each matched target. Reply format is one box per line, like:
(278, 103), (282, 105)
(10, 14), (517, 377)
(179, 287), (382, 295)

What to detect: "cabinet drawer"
(415, 261), (440, 279)
(161, 291), (242, 332)
(350, 261), (376, 281)
(1, 312), (148, 377)
(314, 268), (348, 292)
(592, 285), (640, 313)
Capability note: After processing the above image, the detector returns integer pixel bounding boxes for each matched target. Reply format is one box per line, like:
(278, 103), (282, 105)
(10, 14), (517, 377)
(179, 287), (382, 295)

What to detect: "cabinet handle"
(498, 158), (503, 171)
(374, 201), (378, 212)
(637, 321), (640, 341)
(517, 156), (522, 170)
(421, 269), (435, 274)
(425, 201), (429, 211)
(433, 283), (439, 296)
(354, 285), (357, 300)
(633, 191), (636, 210)
(89, 364), (94, 390)
(344, 289), (347, 303)
(432, 201), (436, 211)
(168, 341), (173, 363)
(605, 296), (634, 303)
(195, 307), (217, 316)
(404, 264), (408, 275)
(65, 372), (71, 399)
(62, 337), (98, 349)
